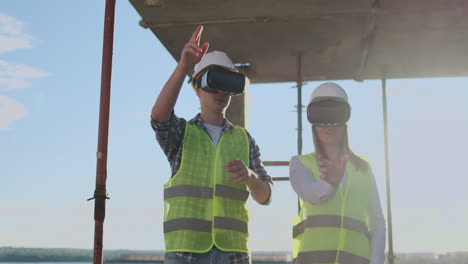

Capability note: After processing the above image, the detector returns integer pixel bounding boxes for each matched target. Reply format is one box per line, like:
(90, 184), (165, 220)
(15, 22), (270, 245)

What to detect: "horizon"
(2, 246), (467, 254)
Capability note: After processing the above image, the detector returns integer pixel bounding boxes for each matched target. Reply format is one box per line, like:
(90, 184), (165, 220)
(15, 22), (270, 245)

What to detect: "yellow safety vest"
(164, 122), (250, 253)
(293, 153), (373, 264)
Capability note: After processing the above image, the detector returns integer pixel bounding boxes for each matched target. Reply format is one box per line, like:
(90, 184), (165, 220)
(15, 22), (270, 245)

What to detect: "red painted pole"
(90, 0), (116, 264)
(263, 161), (290, 166)
(271, 177), (290, 181)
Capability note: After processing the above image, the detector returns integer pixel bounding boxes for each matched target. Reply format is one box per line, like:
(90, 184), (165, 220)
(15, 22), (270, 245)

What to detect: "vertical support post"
(226, 85), (249, 128)
(296, 53), (303, 213)
(296, 53), (303, 155)
(381, 77), (395, 264)
(92, 0), (115, 264)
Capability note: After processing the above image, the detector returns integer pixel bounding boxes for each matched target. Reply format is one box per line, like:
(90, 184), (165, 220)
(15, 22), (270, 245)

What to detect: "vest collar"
(189, 113), (234, 133)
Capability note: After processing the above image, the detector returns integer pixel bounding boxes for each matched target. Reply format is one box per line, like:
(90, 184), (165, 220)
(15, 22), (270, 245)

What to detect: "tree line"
(1, 247), (467, 263)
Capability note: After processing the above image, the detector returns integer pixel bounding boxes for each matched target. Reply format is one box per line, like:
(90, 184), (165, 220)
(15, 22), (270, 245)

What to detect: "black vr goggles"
(195, 67), (248, 96)
(307, 99), (351, 125)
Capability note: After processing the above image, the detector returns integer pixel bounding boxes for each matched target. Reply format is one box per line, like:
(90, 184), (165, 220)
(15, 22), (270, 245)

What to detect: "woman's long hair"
(312, 124), (369, 172)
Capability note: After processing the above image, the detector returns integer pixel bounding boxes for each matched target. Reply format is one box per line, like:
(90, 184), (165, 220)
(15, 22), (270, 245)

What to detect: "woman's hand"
(317, 154), (348, 187)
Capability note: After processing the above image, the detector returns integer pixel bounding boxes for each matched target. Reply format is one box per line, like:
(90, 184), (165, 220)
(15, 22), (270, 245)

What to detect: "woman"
(289, 82), (386, 264)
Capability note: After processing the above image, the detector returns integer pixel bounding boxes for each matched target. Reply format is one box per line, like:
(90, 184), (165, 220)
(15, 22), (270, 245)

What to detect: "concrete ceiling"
(129, 0), (468, 83)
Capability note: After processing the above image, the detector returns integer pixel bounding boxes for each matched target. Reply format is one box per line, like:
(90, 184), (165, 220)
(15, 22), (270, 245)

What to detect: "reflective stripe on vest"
(164, 218), (212, 233)
(293, 215), (370, 239)
(164, 184), (249, 201)
(164, 217), (248, 234)
(295, 250), (370, 264)
(164, 185), (213, 200)
(214, 216), (248, 233)
(215, 184), (249, 201)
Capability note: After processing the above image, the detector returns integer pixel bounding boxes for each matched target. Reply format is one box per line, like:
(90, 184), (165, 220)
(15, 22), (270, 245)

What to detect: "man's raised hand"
(179, 25), (210, 72)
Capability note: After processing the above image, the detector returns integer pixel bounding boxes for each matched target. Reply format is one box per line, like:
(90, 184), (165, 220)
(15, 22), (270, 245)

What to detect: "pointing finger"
(190, 25), (203, 45)
(200, 42), (210, 56)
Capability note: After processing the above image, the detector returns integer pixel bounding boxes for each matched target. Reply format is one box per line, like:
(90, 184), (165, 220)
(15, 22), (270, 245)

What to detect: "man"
(151, 25), (272, 264)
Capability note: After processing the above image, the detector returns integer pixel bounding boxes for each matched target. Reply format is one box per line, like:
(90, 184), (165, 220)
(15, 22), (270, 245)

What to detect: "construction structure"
(91, 1), (468, 263)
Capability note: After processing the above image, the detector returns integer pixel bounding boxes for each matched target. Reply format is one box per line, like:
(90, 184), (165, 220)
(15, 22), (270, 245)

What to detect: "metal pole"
(381, 77), (395, 264)
(90, 1), (116, 264)
(297, 54), (303, 155)
(296, 53), (303, 213)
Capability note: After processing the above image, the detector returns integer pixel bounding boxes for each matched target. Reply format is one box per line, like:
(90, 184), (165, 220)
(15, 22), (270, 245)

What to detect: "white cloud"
(0, 13), (33, 53)
(0, 60), (49, 91)
(0, 14), (48, 130)
(0, 14), (48, 92)
(0, 95), (27, 129)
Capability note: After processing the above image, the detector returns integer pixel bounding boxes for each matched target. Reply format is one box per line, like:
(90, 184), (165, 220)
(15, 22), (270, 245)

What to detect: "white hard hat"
(307, 82), (351, 125)
(191, 51), (237, 88)
(309, 82), (349, 104)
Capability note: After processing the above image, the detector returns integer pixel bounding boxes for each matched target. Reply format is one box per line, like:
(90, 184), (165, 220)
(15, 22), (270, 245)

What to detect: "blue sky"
(1, 0), (467, 253)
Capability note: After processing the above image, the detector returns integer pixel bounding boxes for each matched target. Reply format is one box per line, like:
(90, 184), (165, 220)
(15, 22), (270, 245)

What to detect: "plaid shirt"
(151, 112), (272, 263)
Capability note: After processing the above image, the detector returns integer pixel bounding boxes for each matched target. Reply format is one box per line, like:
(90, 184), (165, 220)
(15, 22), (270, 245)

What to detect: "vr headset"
(195, 67), (248, 96)
(307, 99), (351, 125)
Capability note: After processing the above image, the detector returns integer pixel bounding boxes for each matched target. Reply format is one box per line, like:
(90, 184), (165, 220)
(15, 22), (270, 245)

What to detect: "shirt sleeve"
(289, 155), (338, 204)
(368, 175), (387, 264)
(245, 130), (272, 205)
(150, 111), (186, 163)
